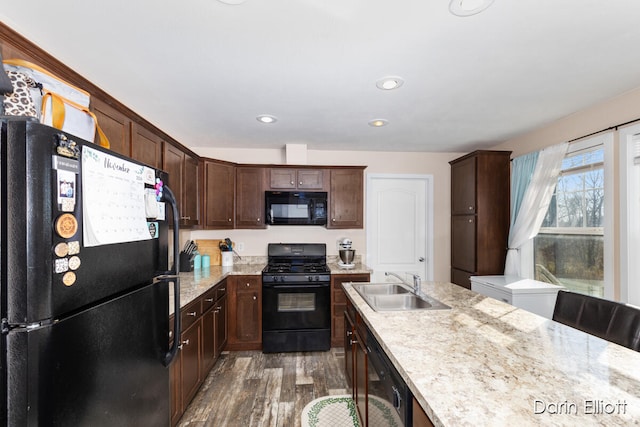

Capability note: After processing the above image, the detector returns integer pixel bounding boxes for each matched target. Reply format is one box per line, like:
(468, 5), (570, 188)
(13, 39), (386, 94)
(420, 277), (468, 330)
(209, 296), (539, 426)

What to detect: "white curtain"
(504, 142), (569, 276)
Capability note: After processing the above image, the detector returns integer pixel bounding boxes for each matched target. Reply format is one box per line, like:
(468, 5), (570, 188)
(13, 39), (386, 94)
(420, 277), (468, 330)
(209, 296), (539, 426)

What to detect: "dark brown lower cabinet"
(354, 327), (368, 425)
(331, 273), (370, 347)
(180, 320), (202, 408)
(344, 311), (355, 393)
(344, 300), (368, 426)
(413, 397), (435, 427)
(169, 280), (228, 426)
(226, 275), (262, 351)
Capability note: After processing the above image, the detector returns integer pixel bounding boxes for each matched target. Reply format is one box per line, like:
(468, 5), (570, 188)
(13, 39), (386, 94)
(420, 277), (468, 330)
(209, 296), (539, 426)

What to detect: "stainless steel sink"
(353, 283), (411, 295)
(351, 283), (450, 311)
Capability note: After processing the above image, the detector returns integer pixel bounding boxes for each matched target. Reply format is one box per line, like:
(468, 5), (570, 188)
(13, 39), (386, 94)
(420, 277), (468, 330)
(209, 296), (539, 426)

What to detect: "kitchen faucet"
(384, 272), (421, 294)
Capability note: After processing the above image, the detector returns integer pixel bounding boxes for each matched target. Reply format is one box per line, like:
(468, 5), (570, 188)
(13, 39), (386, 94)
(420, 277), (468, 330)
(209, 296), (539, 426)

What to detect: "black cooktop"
(263, 262), (330, 274)
(263, 243), (330, 281)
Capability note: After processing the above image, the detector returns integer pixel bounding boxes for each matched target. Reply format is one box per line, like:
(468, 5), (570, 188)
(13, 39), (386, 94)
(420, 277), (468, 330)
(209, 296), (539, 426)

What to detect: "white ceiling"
(3, 1), (640, 153)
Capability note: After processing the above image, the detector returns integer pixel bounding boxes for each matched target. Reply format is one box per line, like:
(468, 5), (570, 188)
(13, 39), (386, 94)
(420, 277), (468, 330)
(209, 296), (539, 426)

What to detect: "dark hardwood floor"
(177, 348), (349, 427)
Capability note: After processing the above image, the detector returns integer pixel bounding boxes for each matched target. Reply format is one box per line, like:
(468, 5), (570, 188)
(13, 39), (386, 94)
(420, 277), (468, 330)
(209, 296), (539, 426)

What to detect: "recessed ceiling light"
(449, 0), (495, 17)
(376, 77), (404, 90)
(368, 119), (388, 127)
(257, 115), (277, 124)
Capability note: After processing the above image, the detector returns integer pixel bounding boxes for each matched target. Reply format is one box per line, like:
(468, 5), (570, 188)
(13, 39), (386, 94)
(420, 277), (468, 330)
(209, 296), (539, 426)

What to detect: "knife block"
(179, 251), (194, 272)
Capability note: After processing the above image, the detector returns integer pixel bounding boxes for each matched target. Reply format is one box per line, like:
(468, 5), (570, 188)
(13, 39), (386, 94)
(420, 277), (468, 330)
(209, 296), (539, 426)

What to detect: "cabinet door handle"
(186, 311), (197, 317)
(246, 283), (251, 287)
(257, 218), (261, 222)
(346, 330), (352, 337)
(299, 181), (303, 185)
(228, 218), (232, 222)
(253, 295), (257, 300)
(418, 257), (425, 262)
(179, 339), (190, 349)
(205, 298), (214, 302)
(468, 219), (473, 223)
(290, 181), (295, 185)
(468, 206), (473, 210)
(220, 288), (226, 292)
(350, 338), (358, 345)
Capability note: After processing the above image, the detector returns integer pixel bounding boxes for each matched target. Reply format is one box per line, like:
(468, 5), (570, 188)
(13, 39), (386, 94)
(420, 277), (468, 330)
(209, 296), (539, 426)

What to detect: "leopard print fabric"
(3, 70), (38, 117)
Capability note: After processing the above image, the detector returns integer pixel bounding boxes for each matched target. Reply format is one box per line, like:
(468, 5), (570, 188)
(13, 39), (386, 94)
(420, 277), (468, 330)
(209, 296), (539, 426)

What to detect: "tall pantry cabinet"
(450, 151), (511, 289)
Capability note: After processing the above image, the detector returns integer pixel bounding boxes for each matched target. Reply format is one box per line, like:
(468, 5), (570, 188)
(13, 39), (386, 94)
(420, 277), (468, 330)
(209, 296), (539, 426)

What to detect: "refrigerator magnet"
(54, 258), (69, 274)
(148, 222), (159, 239)
(68, 256), (81, 271)
(55, 213), (78, 239)
(144, 188), (159, 218)
(62, 272), (76, 287)
(67, 241), (80, 255)
(54, 242), (69, 258)
(57, 169), (76, 212)
(143, 166), (156, 185)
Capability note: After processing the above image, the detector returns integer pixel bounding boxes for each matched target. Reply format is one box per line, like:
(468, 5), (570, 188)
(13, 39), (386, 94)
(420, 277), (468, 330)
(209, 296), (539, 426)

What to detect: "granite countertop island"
(343, 280), (640, 426)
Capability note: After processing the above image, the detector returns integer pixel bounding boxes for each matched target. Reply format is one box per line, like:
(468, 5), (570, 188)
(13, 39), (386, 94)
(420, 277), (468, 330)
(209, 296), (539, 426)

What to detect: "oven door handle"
(263, 283), (329, 289)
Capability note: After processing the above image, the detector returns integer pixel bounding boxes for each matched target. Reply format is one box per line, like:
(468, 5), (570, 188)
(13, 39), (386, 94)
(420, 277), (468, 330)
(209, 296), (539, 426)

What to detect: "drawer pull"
(220, 288), (226, 292)
(246, 283), (251, 287)
(186, 311), (197, 317)
(205, 298), (214, 302)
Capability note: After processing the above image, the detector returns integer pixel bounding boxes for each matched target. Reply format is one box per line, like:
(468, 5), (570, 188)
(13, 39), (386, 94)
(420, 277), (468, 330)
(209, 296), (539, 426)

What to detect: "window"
(620, 125), (640, 306)
(533, 142), (605, 297)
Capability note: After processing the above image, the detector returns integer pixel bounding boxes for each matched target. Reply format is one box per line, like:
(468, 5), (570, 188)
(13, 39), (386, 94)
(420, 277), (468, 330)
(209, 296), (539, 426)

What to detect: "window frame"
(521, 133), (614, 299)
(619, 124), (640, 305)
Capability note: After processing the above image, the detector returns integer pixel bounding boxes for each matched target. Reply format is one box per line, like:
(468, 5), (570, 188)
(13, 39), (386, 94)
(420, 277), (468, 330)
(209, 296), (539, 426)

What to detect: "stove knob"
(308, 276), (313, 282)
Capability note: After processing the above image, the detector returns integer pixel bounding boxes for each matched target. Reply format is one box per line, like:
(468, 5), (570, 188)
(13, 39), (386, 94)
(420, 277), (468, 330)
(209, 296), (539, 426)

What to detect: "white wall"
(188, 147), (461, 282)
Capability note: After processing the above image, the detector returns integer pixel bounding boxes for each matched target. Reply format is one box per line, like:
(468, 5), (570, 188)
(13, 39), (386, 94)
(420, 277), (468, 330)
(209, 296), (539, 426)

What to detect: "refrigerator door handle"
(161, 184), (181, 366)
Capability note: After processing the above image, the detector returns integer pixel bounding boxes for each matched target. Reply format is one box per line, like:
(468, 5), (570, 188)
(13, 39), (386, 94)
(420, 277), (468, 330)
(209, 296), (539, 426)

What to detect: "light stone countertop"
(327, 261), (372, 275)
(169, 261), (372, 315)
(169, 264), (265, 315)
(343, 280), (640, 427)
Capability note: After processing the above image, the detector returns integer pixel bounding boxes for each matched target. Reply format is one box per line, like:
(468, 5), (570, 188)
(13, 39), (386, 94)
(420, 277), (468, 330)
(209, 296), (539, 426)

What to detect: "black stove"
(262, 243), (331, 352)
(262, 243), (331, 283)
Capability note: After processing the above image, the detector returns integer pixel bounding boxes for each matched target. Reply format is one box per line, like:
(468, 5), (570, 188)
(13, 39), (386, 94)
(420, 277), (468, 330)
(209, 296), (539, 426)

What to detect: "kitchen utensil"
(224, 237), (242, 259)
(339, 249), (355, 265)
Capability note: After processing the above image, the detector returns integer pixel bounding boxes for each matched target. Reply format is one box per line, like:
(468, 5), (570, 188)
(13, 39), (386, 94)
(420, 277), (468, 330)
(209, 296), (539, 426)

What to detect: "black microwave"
(265, 191), (328, 225)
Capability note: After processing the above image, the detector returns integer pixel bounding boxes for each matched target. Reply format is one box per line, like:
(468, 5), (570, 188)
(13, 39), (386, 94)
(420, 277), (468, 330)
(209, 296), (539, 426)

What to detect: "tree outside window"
(534, 147), (604, 297)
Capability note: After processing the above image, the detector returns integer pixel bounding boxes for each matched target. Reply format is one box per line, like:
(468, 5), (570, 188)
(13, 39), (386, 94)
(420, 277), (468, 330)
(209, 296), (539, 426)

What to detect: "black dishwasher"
(367, 330), (412, 426)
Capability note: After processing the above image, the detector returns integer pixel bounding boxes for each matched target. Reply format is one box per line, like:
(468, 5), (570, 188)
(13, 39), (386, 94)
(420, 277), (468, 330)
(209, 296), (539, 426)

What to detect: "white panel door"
(366, 174), (433, 282)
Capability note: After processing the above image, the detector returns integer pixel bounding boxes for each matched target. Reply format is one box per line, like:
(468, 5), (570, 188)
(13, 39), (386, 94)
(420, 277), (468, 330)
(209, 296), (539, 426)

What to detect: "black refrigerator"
(0, 119), (181, 426)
